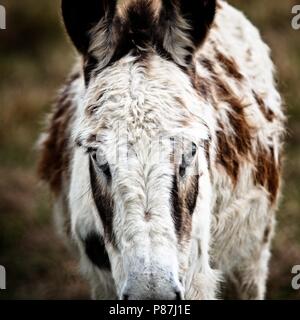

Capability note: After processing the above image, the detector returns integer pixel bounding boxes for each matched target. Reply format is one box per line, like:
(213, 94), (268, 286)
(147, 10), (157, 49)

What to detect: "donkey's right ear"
(61, 0), (117, 54)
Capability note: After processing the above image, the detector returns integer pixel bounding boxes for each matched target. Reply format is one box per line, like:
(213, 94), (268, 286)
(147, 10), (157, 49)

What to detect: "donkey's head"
(62, 0), (216, 300)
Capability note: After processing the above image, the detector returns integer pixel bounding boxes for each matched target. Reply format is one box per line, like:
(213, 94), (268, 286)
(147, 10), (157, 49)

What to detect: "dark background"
(0, 0), (299, 299)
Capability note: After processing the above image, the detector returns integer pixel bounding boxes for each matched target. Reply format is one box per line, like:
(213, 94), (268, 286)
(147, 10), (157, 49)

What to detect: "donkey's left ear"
(159, 0), (216, 64)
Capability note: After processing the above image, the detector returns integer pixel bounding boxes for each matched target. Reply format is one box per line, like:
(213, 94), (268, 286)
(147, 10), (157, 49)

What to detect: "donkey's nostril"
(122, 294), (129, 300)
(175, 291), (182, 300)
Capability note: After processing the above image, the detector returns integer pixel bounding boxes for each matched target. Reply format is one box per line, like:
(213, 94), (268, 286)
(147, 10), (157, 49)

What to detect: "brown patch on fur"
(253, 145), (281, 205)
(201, 54), (253, 185)
(216, 127), (240, 183)
(216, 50), (244, 81)
(38, 73), (79, 195)
(171, 174), (195, 243)
(204, 139), (211, 171)
(216, 81), (252, 156)
(193, 75), (212, 100)
(200, 57), (215, 73)
(227, 99), (252, 158)
(185, 174), (199, 215)
(171, 175), (183, 236)
(252, 90), (275, 122)
(89, 158), (115, 245)
(214, 77), (253, 184)
(175, 96), (185, 108)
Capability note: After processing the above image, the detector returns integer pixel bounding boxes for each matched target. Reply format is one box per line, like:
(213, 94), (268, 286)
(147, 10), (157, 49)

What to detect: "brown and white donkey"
(38, 0), (285, 300)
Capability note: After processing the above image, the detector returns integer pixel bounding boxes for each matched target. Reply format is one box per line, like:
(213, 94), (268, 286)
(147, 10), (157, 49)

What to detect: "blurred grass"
(0, 0), (299, 299)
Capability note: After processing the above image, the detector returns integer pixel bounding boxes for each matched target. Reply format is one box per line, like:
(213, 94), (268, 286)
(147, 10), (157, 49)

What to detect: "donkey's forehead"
(82, 54), (203, 124)
(85, 54), (195, 101)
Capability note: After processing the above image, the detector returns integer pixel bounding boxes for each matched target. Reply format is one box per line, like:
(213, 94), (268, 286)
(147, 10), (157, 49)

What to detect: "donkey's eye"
(192, 143), (197, 157)
(99, 162), (111, 179)
(179, 143), (197, 178)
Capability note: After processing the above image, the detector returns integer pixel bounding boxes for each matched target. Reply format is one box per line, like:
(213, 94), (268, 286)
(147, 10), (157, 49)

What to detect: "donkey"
(38, 0), (285, 300)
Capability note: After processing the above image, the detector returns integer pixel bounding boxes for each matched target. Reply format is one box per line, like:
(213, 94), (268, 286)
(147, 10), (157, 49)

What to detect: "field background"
(0, 0), (299, 299)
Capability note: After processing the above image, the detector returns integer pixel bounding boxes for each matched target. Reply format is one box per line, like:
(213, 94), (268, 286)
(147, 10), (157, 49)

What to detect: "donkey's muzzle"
(121, 271), (183, 300)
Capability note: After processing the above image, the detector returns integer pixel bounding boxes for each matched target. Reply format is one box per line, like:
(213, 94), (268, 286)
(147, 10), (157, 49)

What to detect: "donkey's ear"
(176, 0), (216, 47)
(61, 0), (117, 54)
(159, 0), (216, 65)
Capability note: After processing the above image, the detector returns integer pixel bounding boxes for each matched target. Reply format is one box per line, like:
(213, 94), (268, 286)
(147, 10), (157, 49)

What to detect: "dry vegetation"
(0, 0), (299, 299)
